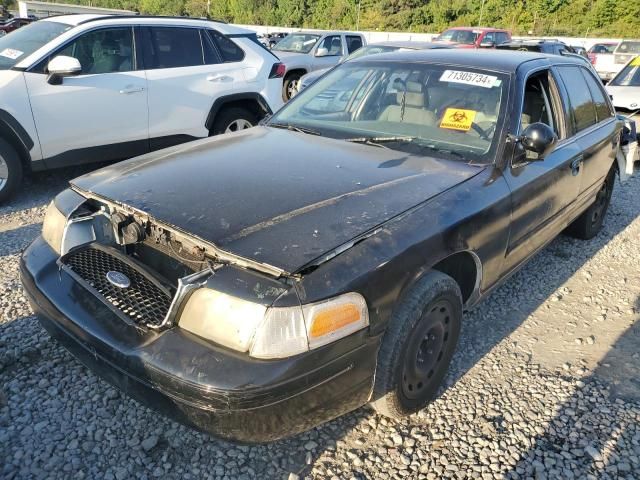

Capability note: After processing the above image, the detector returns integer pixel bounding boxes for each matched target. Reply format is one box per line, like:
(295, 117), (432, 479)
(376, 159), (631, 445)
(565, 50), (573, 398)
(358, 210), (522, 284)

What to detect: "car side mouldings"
(204, 93), (272, 132)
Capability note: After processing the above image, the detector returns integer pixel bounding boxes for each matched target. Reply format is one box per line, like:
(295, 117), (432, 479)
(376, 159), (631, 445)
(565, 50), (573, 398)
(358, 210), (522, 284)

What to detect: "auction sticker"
(440, 108), (477, 131)
(440, 70), (498, 88)
(0, 48), (24, 60)
(631, 56), (640, 66)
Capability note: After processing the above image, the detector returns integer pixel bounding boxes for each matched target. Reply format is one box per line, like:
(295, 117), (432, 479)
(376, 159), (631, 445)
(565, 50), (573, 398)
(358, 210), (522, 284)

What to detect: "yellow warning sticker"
(631, 56), (640, 66)
(440, 108), (477, 131)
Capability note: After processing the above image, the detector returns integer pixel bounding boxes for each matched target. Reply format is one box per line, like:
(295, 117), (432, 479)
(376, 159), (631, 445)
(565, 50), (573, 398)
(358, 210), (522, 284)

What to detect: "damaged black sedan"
(21, 50), (625, 442)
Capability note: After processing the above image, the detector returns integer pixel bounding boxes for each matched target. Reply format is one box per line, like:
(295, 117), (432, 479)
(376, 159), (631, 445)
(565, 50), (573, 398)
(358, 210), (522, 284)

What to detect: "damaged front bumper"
(617, 114), (639, 183)
(20, 236), (378, 443)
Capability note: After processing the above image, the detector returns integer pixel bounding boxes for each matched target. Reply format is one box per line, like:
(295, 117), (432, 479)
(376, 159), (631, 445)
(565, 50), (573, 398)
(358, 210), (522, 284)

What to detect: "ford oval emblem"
(106, 271), (131, 289)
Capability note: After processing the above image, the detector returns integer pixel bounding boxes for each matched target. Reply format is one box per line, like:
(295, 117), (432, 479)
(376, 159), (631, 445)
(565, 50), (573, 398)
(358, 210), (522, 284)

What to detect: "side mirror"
(47, 55), (82, 85)
(520, 122), (558, 160)
(479, 40), (495, 48)
(316, 47), (329, 57)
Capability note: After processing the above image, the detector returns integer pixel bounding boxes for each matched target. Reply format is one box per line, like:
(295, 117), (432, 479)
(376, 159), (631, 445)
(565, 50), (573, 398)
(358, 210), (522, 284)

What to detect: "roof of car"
(41, 14), (249, 34)
(370, 40), (449, 49)
(444, 26), (509, 32)
(499, 39), (565, 46)
(350, 48), (587, 73)
(292, 30), (361, 36)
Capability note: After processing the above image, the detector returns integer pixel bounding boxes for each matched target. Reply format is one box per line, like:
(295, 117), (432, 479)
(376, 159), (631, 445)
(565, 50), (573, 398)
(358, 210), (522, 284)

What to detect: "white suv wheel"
(225, 119), (254, 133)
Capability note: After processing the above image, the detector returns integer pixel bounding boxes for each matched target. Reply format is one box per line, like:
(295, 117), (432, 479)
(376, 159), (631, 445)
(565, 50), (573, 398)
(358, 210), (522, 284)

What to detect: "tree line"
(11, 0), (640, 37)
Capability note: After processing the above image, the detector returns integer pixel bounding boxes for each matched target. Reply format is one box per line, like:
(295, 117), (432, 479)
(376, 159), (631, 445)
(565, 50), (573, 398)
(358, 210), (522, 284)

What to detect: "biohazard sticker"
(440, 108), (477, 131)
(0, 48), (23, 60)
(440, 70), (499, 88)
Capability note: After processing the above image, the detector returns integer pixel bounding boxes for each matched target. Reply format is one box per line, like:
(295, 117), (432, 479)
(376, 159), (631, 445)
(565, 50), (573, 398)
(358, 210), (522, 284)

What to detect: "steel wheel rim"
(0, 154), (8, 191)
(286, 80), (298, 99)
(224, 119), (253, 133)
(401, 300), (452, 400)
(591, 177), (611, 226)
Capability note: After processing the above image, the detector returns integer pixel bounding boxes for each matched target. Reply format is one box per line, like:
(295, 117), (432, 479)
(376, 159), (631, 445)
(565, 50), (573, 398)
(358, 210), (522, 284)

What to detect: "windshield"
(588, 43), (616, 54)
(437, 29), (479, 45)
(609, 57), (640, 86)
(616, 42), (640, 54)
(272, 33), (321, 54)
(270, 61), (507, 163)
(0, 21), (70, 70)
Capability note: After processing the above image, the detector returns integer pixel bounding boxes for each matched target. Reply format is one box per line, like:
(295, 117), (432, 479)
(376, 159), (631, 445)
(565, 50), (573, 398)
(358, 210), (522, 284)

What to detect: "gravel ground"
(1, 165), (639, 480)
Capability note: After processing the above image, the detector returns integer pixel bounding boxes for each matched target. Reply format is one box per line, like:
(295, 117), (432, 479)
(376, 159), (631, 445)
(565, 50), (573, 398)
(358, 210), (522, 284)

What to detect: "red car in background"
(0, 17), (32, 36)
(434, 27), (511, 48)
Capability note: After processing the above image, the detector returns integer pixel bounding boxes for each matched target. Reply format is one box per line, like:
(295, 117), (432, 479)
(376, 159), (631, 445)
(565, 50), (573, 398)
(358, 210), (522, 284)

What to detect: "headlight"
(179, 291), (369, 359)
(42, 201), (67, 254)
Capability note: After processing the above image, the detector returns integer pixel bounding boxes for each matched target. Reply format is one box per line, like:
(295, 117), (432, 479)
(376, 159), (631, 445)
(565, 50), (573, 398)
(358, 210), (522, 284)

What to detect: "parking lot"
(0, 164), (638, 479)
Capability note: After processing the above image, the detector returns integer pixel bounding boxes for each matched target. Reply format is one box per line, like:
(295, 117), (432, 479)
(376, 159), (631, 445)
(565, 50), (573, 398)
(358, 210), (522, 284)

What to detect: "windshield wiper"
(268, 122), (321, 136)
(343, 136), (417, 149)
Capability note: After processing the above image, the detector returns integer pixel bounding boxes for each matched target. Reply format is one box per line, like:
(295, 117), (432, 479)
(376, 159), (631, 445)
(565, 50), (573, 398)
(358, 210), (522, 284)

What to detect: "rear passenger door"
(555, 65), (618, 199)
(502, 68), (583, 272)
(141, 26), (243, 146)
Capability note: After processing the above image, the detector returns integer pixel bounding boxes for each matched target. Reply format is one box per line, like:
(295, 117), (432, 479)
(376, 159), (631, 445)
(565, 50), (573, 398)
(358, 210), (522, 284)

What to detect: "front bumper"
(20, 236), (378, 443)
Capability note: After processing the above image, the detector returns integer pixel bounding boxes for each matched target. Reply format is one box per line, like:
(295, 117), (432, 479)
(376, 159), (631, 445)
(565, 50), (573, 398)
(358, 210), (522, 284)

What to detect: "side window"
(556, 66), (597, 133)
(56, 27), (134, 74)
(143, 27), (203, 69)
(318, 35), (343, 56)
(483, 32), (495, 43)
(207, 30), (245, 62)
(496, 32), (509, 44)
(346, 35), (363, 54)
(201, 30), (222, 64)
(520, 70), (560, 137)
(581, 68), (614, 122)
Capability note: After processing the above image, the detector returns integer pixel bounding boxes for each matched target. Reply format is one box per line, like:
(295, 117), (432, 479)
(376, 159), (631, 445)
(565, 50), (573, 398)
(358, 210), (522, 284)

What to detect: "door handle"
(570, 155), (583, 176)
(119, 86), (145, 94)
(207, 74), (233, 83)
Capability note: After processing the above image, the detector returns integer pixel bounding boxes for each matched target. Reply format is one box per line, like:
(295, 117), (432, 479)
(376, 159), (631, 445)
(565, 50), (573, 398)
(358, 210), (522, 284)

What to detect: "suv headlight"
(42, 201), (67, 254)
(178, 291), (369, 359)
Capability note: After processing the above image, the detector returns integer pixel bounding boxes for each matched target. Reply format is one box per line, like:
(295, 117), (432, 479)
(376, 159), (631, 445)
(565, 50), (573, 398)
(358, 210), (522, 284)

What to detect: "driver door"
(24, 26), (148, 166)
(502, 68), (583, 272)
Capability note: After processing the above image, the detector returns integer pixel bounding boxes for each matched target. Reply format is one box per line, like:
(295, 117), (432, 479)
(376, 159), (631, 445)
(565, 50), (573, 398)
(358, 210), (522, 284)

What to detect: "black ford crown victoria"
(21, 50), (624, 442)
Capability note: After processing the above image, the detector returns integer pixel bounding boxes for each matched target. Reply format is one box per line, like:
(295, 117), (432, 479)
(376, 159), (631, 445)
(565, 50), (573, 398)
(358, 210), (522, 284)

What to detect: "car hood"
(606, 85), (640, 110)
(71, 127), (482, 273)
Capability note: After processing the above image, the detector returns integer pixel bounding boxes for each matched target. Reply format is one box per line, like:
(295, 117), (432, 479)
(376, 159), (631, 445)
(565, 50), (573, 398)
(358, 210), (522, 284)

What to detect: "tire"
(210, 106), (258, 136)
(0, 138), (23, 204)
(371, 271), (462, 419)
(282, 72), (302, 102)
(565, 165), (615, 240)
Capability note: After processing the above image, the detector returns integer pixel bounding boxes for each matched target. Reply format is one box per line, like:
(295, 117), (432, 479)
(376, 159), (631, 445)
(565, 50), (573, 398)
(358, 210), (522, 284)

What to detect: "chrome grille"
(63, 246), (172, 327)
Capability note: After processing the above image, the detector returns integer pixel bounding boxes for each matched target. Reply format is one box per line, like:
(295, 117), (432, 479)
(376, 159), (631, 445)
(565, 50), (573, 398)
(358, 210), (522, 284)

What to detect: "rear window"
(346, 35), (363, 54)
(581, 68), (613, 121)
(207, 30), (245, 62)
(556, 66), (597, 133)
(143, 27), (203, 69)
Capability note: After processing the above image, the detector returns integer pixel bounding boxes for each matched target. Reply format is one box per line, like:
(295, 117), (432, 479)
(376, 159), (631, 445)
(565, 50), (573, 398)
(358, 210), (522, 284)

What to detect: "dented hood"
(71, 127), (481, 272)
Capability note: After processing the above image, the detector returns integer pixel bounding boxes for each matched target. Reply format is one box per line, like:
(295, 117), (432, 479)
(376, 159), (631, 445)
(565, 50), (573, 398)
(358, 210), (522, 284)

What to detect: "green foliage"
(36, 0), (639, 37)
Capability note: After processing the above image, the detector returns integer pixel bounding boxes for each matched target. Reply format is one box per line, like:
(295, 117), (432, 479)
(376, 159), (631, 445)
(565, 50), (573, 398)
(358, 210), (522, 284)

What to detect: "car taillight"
(269, 63), (286, 79)
(588, 53), (596, 64)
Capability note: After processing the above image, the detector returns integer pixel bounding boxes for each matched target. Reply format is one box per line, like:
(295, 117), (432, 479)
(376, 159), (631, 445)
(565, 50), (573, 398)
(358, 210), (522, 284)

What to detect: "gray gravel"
(1, 165), (640, 480)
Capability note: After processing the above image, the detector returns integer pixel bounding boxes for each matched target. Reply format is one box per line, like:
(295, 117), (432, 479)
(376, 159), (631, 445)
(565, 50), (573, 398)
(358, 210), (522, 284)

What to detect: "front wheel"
(210, 107), (258, 136)
(371, 271), (462, 419)
(0, 138), (23, 204)
(282, 72), (302, 102)
(565, 165), (615, 240)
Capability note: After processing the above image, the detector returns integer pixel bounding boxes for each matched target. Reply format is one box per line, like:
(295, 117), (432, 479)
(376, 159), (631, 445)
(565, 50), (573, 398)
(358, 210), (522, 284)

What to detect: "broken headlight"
(42, 201), (67, 255)
(178, 291), (369, 359)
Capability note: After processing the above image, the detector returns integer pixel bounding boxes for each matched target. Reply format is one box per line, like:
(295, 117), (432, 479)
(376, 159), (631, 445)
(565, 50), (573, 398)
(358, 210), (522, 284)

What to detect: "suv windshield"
(437, 29), (479, 45)
(272, 33), (321, 54)
(0, 20), (71, 70)
(609, 57), (640, 86)
(270, 61), (507, 163)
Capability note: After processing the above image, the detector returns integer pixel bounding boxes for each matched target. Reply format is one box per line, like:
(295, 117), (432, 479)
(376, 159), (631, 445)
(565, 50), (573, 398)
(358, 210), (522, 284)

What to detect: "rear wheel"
(565, 165), (615, 240)
(371, 271), (462, 419)
(210, 106), (258, 136)
(0, 138), (23, 204)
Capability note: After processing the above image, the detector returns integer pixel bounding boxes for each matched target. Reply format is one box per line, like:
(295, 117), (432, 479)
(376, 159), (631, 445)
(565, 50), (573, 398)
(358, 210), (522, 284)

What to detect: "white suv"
(0, 15), (285, 201)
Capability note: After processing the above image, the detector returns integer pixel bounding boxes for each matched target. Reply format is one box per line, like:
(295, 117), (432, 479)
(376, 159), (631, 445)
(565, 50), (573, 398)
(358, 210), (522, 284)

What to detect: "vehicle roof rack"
(76, 15), (227, 25)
